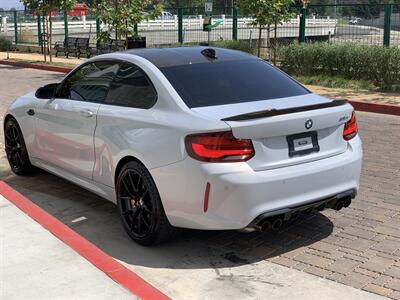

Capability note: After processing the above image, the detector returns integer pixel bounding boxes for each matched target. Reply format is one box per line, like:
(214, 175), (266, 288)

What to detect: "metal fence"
(392, 4), (400, 46)
(306, 4), (400, 46)
(0, 3), (399, 52)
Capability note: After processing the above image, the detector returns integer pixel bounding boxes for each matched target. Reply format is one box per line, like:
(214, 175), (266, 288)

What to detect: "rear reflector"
(185, 131), (255, 162)
(343, 111), (358, 141)
(203, 182), (211, 212)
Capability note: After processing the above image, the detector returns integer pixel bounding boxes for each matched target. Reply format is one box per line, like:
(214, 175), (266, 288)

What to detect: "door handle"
(79, 109), (94, 118)
(27, 109), (35, 116)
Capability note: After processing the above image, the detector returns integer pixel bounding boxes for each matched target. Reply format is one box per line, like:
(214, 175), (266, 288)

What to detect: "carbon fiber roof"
(124, 46), (257, 68)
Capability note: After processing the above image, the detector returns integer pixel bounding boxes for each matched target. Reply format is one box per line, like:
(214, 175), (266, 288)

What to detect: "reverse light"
(185, 131), (255, 162)
(343, 111), (358, 141)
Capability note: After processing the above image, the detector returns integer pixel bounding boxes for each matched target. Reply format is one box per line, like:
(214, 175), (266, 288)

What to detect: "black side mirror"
(35, 83), (59, 99)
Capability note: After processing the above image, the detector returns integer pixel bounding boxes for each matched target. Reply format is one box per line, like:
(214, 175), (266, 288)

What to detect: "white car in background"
(4, 47), (362, 245)
(349, 17), (362, 25)
(157, 11), (174, 20)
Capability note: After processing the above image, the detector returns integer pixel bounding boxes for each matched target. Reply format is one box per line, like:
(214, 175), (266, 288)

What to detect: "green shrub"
(0, 35), (12, 51)
(211, 40), (256, 55)
(279, 43), (400, 91)
(294, 75), (375, 90)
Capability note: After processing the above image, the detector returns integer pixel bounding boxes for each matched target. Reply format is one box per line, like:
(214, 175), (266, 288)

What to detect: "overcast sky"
(0, 0), (24, 10)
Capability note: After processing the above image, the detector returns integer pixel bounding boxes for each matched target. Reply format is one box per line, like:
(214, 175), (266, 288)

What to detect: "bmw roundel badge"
(305, 119), (313, 130)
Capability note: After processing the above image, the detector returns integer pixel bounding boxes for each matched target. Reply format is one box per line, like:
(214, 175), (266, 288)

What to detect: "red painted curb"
(1, 60), (399, 116)
(0, 181), (170, 300)
(348, 100), (400, 116)
(0, 60), (73, 73)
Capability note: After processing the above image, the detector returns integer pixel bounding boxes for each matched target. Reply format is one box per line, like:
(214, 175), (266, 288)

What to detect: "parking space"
(1, 65), (400, 299)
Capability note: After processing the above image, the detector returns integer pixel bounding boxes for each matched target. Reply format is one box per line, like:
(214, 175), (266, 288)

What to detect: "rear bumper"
(151, 136), (363, 230)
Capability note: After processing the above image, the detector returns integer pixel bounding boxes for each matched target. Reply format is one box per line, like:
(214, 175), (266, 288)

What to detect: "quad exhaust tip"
(256, 216), (283, 232)
(333, 197), (352, 211)
(271, 218), (283, 231)
(334, 201), (344, 211)
(257, 221), (271, 232)
(252, 195), (353, 232)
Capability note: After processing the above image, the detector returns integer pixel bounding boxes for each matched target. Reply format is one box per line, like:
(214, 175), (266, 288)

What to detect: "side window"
(105, 63), (157, 109)
(59, 61), (119, 102)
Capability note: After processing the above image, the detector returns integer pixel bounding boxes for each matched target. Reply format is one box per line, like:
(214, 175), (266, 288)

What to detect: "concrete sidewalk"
(0, 195), (136, 300)
(308, 85), (400, 106)
(129, 253), (389, 300)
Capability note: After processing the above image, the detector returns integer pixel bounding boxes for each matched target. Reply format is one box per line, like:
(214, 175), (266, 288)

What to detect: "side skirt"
(30, 157), (117, 204)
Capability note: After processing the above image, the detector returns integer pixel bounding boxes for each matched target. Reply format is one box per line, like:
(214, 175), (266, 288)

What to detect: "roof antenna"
(201, 48), (217, 59)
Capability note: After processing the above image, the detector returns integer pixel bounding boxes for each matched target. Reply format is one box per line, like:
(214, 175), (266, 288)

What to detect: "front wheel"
(116, 161), (179, 246)
(4, 118), (35, 175)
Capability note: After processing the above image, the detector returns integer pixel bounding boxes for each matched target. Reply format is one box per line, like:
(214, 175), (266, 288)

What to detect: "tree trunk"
(273, 21), (277, 66)
(42, 14), (47, 62)
(257, 23), (262, 58)
(267, 24), (271, 62)
(125, 0), (129, 50)
(114, 0), (118, 51)
(125, 20), (129, 50)
(49, 14), (53, 63)
(46, 17), (50, 59)
(115, 28), (118, 51)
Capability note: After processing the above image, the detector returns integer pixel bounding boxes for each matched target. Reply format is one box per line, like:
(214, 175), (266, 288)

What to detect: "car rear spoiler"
(221, 100), (348, 122)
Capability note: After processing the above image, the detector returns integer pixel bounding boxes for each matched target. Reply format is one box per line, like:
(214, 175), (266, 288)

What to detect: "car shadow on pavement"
(0, 65), (26, 70)
(33, 74), (66, 81)
(2, 167), (334, 270)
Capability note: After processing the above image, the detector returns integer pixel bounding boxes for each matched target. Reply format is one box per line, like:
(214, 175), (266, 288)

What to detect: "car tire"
(116, 161), (180, 246)
(4, 118), (35, 176)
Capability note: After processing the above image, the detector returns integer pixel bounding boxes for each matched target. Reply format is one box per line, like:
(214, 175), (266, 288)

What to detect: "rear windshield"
(160, 59), (310, 108)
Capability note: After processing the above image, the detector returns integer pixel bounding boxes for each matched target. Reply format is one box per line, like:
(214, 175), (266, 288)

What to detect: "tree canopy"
(22, 0), (76, 13)
(236, 0), (295, 57)
(92, 0), (163, 42)
(237, 0), (296, 27)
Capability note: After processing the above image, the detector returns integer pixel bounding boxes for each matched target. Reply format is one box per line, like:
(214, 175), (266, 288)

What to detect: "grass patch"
(25, 60), (77, 68)
(294, 75), (377, 91)
(2, 57), (77, 68)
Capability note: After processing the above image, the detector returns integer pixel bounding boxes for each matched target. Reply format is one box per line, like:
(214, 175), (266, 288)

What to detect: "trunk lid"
(191, 94), (354, 171)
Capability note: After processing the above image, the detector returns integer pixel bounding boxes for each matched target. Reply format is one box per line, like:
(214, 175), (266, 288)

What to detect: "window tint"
(160, 59), (310, 108)
(59, 61), (119, 102)
(105, 63), (157, 109)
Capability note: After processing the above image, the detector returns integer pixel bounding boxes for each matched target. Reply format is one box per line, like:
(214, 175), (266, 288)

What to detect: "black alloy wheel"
(4, 118), (34, 175)
(116, 161), (179, 245)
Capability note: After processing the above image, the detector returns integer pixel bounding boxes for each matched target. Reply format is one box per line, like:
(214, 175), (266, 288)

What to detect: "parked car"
(4, 47), (362, 245)
(349, 17), (362, 25)
(157, 11), (174, 20)
(185, 15), (202, 20)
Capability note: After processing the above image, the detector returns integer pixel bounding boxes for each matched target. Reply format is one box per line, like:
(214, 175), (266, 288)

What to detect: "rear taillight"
(343, 111), (358, 141)
(185, 131), (255, 162)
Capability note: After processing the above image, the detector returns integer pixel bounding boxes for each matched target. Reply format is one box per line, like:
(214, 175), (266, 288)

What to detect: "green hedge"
(211, 40), (256, 55)
(0, 36), (12, 51)
(279, 43), (400, 91)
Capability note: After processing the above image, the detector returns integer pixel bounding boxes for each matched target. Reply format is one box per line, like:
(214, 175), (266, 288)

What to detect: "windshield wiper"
(221, 100), (348, 122)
